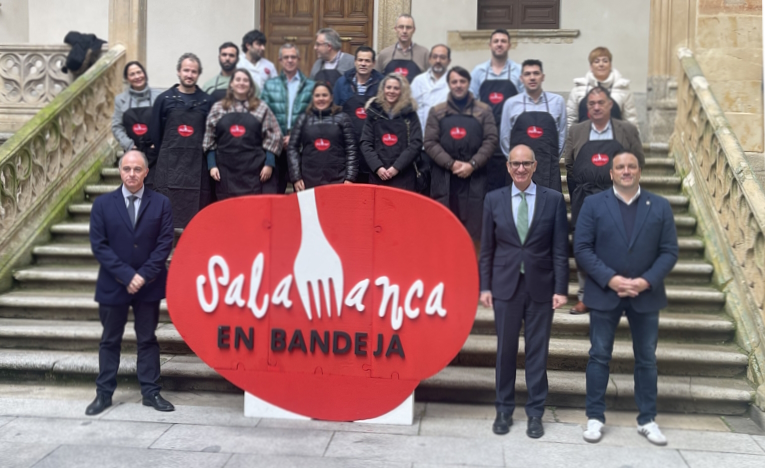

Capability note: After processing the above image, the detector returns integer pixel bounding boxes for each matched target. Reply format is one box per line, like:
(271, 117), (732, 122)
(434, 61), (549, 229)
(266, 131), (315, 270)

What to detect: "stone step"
(417, 366), (753, 416)
(560, 175), (682, 195)
(566, 213), (696, 236)
(0, 291), (170, 321)
(567, 235), (704, 260)
(49, 221), (182, 243)
(454, 335), (747, 378)
(566, 258), (713, 285)
(560, 156), (676, 176)
(564, 283), (725, 312)
(561, 193), (689, 214)
(84, 184), (118, 201)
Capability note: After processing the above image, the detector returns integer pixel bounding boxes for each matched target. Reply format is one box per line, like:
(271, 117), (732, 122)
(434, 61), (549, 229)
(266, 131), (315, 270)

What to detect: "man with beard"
(202, 42), (240, 102)
(470, 29), (524, 193)
(149, 53), (213, 229)
(309, 28), (355, 87)
(237, 29), (277, 94)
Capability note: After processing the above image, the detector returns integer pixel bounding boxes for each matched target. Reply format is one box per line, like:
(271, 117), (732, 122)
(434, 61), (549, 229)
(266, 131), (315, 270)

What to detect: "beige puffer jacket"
(565, 68), (638, 129)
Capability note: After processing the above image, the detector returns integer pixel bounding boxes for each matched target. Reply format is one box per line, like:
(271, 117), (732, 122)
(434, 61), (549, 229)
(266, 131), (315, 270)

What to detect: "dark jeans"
(585, 300), (659, 425)
(97, 300), (161, 397)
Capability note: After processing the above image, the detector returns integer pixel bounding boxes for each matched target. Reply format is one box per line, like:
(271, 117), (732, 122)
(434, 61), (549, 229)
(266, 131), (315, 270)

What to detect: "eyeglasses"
(315, 41), (330, 47)
(509, 161), (535, 169)
(281, 55), (298, 61)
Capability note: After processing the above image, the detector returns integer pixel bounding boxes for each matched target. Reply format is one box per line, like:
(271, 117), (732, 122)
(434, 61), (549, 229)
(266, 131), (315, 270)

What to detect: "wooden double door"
(262, 0), (374, 77)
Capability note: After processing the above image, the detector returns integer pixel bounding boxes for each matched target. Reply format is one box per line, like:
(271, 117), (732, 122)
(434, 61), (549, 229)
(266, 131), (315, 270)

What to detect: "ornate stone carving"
(0, 46), (72, 107)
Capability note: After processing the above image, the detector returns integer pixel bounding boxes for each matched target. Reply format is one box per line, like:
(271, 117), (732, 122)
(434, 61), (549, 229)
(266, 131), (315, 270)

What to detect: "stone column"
(108, 0), (147, 64)
(377, 0), (411, 50)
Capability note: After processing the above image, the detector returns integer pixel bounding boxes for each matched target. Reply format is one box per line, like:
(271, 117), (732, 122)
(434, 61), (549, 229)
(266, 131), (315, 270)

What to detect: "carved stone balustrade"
(0, 45), (125, 290)
(0, 45), (75, 133)
(671, 47), (765, 408)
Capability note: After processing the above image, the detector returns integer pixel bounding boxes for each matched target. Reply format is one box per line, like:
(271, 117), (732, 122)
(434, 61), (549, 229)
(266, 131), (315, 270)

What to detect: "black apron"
(479, 68), (519, 193)
(577, 85), (623, 122)
(314, 68), (342, 88)
(154, 101), (211, 229)
(509, 93), (562, 192)
(383, 47), (422, 83)
(431, 113), (486, 240)
(122, 95), (158, 189)
(299, 121), (347, 188)
(569, 138), (624, 227)
(342, 93), (372, 181)
(367, 118), (415, 191)
(214, 112), (274, 199)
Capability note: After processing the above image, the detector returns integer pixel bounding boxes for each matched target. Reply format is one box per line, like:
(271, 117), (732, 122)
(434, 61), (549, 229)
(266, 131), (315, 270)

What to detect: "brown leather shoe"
(569, 301), (589, 315)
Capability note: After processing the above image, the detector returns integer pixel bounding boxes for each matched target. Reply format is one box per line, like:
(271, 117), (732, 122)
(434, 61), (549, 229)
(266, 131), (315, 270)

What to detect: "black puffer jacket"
(287, 106), (359, 185)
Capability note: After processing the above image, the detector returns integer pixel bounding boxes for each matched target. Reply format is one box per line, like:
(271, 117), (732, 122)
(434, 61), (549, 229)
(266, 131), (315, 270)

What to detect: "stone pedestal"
(108, 0), (147, 64)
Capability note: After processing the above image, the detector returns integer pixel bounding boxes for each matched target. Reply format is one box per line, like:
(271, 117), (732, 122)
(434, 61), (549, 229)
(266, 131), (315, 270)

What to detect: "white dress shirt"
(122, 184), (144, 224)
(613, 186), (642, 205)
(589, 120), (614, 140)
(511, 181), (537, 229)
(410, 69), (450, 134)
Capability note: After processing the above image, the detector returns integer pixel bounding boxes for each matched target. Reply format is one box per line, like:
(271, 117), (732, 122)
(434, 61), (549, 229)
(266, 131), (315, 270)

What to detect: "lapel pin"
(646, 200), (651, 205)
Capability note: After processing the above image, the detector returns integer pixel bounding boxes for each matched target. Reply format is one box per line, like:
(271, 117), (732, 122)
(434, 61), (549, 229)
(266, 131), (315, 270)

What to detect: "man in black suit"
(479, 144), (569, 438)
(574, 151), (678, 445)
(86, 150), (175, 415)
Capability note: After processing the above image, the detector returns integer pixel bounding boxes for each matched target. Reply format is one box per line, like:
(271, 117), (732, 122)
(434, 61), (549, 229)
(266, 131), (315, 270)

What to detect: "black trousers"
(275, 153), (290, 194)
(96, 300), (161, 397)
(493, 275), (554, 417)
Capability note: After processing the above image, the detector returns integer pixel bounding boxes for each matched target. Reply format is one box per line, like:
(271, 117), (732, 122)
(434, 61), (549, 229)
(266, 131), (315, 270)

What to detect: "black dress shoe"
(527, 416), (544, 438)
(142, 393), (175, 412)
(492, 411), (513, 435)
(85, 393), (112, 416)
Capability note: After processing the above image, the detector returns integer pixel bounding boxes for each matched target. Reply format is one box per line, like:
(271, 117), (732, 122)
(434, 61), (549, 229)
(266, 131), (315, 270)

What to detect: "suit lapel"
(604, 191), (629, 244)
(629, 192), (652, 248)
(501, 188), (522, 244)
(113, 187), (135, 233)
(526, 187), (546, 240)
(135, 189), (152, 227)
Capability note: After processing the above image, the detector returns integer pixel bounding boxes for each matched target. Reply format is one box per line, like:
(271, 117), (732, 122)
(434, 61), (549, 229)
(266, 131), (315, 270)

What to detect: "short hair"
(396, 13), (415, 27)
(613, 150), (645, 169)
(241, 30), (267, 52)
(123, 60), (148, 81)
(509, 144), (536, 162)
(586, 85), (612, 102)
(316, 28), (342, 51)
(279, 43), (299, 59)
(218, 42), (239, 56)
(588, 47), (612, 64)
(522, 59), (543, 73)
(355, 46), (376, 62)
(176, 53), (202, 74)
(119, 150), (149, 169)
(430, 44), (451, 60)
(447, 66), (471, 84)
(491, 29), (511, 41)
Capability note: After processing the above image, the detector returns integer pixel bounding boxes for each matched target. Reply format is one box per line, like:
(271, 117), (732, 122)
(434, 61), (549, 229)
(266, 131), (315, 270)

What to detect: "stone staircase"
(0, 143), (755, 415)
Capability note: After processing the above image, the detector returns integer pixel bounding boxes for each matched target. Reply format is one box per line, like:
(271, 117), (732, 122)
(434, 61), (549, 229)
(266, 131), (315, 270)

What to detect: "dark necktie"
(127, 195), (137, 227)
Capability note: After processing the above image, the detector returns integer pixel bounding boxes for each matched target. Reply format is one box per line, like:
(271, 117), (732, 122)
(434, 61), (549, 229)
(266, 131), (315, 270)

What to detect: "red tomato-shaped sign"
(450, 127), (467, 140)
(178, 125), (194, 137)
(527, 126), (544, 139)
(167, 186), (478, 421)
(591, 153), (610, 166)
(355, 108), (367, 119)
(132, 123), (148, 136)
(394, 67), (409, 77)
(381, 134), (398, 146)
(230, 125), (246, 138)
(314, 138), (331, 151)
(488, 92), (504, 105)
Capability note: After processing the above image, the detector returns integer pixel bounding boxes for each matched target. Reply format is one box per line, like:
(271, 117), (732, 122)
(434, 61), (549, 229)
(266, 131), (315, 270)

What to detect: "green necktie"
(517, 191), (528, 273)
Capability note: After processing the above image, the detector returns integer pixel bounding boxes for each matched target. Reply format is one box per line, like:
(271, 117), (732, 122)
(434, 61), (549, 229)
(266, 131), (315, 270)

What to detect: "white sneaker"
(583, 419), (604, 443)
(637, 421), (668, 446)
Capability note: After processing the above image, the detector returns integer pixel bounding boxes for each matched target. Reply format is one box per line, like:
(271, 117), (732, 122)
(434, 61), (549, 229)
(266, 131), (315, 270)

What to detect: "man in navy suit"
(479, 144), (569, 438)
(574, 151), (678, 445)
(86, 150), (175, 415)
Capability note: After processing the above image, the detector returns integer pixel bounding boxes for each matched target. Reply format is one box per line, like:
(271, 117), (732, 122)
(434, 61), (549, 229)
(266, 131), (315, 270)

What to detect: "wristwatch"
(470, 160), (477, 168)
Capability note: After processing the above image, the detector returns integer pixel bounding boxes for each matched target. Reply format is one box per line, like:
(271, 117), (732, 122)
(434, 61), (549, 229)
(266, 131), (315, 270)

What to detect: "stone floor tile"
(753, 435), (765, 452)
(0, 441), (59, 468)
(224, 454), (409, 468)
(596, 425), (764, 454)
(0, 416), (13, 428)
(723, 416), (765, 435)
(0, 383), (137, 402)
(501, 441), (689, 468)
(553, 408), (730, 432)
(0, 417), (170, 448)
(424, 402), (497, 420)
(33, 444), (232, 468)
(158, 390), (243, 408)
(419, 415), (558, 440)
(257, 416), (421, 436)
(0, 397), (112, 420)
(150, 424), (332, 456)
(102, 402), (260, 427)
(680, 450), (765, 467)
(324, 432), (505, 466)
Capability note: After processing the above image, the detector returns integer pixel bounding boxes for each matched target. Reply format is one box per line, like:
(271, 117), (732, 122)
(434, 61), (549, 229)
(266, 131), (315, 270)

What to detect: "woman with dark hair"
(424, 66), (498, 241)
(360, 73), (422, 191)
(287, 82), (358, 190)
(111, 61), (162, 187)
(202, 68), (283, 199)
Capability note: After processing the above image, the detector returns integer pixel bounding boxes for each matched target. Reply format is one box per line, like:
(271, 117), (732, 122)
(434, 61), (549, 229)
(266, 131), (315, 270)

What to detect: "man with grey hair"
(376, 14), (429, 82)
(310, 28), (355, 86)
(261, 43), (315, 193)
(149, 52), (212, 228)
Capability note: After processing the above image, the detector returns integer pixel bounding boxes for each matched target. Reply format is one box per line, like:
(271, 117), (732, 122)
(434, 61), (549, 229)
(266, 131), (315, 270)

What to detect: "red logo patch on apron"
(132, 123), (148, 136)
(394, 67), (409, 77)
(230, 125), (246, 138)
(591, 154), (610, 166)
(527, 126), (544, 139)
(178, 125), (194, 137)
(355, 108), (367, 119)
(381, 134), (398, 146)
(450, 127), (467, 140)
(488, 92), (504, 105)
(315, 138), (331, 151)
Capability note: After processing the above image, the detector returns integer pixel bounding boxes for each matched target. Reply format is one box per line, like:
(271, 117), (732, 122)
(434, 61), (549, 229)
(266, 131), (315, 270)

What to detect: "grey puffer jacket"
(111, 85), (162, 151)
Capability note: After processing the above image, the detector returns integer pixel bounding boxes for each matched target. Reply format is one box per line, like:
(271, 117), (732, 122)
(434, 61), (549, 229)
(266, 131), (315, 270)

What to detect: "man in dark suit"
(86, 150), (175, 415)
(562, 86), (644, 315)
(574, 151), (678, 445)
(479, 144), (569, 438)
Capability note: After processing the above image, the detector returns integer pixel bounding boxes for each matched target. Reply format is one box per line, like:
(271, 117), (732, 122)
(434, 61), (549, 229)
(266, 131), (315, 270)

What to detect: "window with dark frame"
(477, 0), (561, 30)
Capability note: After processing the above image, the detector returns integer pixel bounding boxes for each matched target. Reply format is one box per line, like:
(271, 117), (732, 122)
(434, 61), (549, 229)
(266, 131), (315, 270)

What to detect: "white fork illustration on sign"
(294, 189), (344, 320)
